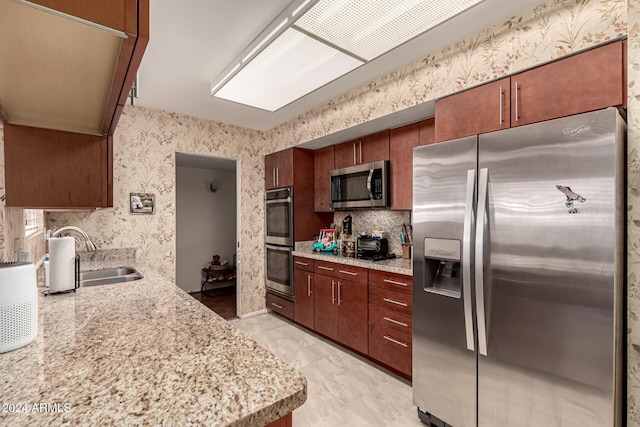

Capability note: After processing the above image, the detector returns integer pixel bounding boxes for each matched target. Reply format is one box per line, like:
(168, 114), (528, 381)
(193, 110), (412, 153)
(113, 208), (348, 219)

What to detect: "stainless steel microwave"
(330, 161), (389, 209)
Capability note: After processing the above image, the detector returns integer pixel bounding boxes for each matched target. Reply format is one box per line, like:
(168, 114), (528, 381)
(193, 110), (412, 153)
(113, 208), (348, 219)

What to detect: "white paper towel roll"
(49, 237), (76, 292)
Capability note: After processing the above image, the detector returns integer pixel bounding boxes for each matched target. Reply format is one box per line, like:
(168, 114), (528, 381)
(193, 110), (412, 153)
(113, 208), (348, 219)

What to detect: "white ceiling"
(137, 0), (544, 132)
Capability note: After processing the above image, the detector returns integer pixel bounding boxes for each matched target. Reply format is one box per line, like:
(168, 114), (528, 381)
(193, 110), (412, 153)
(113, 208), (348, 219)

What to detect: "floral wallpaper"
(626, 0), (640, 423)
(2, 0), (639, 414)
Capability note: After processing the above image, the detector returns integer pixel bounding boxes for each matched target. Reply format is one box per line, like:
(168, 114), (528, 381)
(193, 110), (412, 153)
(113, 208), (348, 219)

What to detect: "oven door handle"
(265, 198), (291, 204)
(265, 244), (293, 253)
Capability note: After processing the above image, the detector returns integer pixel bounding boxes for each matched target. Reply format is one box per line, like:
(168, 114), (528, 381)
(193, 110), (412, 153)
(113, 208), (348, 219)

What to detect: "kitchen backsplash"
(332, 210), (410, 256)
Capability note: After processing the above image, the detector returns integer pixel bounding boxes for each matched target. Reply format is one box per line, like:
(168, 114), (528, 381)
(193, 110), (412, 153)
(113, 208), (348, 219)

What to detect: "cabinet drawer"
(369, 322), (412, 377)
(266, 292), (294, 320)
(369, 269), (412, 294)
(293, 256), (314, 272)
(369, 287), (412, 315)
(369, 304), (412, 335)
(314, 261), (368, 284)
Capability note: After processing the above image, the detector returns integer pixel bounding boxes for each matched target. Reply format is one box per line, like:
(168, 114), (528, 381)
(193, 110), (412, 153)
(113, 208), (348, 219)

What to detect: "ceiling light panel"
(214, 28), (363, 111)
(295, 0), (484, 61)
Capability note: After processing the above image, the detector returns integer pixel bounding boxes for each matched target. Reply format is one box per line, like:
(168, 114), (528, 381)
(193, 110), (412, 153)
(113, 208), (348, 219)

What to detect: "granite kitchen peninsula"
(0, 260), (306, 427)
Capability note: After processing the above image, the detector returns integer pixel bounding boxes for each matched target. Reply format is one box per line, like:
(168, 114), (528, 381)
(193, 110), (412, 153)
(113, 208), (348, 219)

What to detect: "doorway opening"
(175, 152), (239, 319)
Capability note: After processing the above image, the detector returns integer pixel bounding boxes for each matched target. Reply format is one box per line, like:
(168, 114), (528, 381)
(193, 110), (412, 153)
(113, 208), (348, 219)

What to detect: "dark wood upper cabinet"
(4, 124), (111, 208)
(1, 0), (149, 136)
(435, 41), (625, 141)
(418, 117), (435, 146)
(313, 145), (334, 213)
(510, 41), (624, 127)
(390, 123), (419, 211)
(435, 77), (511, 142)
(334, 130), (390, 169)
(264, 149), (294, 190)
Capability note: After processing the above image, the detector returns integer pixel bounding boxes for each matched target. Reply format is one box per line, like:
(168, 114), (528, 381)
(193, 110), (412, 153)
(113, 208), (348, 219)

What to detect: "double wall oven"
(265, 187), (294, 299)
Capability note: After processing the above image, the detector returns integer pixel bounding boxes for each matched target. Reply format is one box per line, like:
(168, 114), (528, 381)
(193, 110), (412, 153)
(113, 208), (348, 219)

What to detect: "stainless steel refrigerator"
(412, 108), (625, 427)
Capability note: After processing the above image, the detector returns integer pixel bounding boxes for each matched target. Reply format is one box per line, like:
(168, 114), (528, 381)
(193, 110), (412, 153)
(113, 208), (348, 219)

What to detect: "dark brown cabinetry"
(266, 291), (294, 320)
(390, 123), (419, 210)
(313, 146), (334, 212)
(435, 41), (625, 142)
(334, 130), (390, 169)
(4, 124), (112, 208)
(313, 260), (368, 354)
(368, 270), (413, 377)
(264, 148), (332, 241)
(418, 117), (436, 146)
(1, 0), (149, 136)
(293, 257), (314, 329)
(509, 41), (624, 127)
(435, 77), (510, 142)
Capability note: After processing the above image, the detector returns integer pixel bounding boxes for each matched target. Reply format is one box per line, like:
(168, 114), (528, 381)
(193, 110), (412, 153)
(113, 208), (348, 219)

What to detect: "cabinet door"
(313, 274), (339, 341)
(265, 152), (277, 190)
(4, 124), (110, 208)
(294, 268), (314, 329)
(418, 117), (435, 146)
(314, 146), (334, 212)
(435, 77), (510, 142)
(334, 139), (358, 169)
(390, 123), (419, 210)
(511, 41), (624, 127)
(337, 278), (368, 354)
(276, 149), (293, 188)
(360, 130), (390, 164)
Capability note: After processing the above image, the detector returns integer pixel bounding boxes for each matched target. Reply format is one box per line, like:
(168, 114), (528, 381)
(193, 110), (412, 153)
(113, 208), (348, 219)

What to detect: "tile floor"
(231, 313), (424, 427)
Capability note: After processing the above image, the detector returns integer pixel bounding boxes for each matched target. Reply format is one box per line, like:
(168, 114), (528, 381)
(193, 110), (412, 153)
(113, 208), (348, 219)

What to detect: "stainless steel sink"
(79, 267), (143, 287)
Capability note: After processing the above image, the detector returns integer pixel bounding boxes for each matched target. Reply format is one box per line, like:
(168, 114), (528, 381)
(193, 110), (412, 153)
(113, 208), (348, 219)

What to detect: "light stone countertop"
(0, 258), (306, 427)
(293, 242), (413, 276)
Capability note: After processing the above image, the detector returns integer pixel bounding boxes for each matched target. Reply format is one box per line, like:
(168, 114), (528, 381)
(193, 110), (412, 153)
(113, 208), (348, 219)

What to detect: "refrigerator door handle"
(462, 169), (476, 352)
(475, 168), (489, 356)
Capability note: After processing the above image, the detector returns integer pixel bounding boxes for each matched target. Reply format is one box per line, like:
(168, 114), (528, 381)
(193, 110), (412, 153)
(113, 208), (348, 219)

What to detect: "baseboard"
(239, 308), (268, 319)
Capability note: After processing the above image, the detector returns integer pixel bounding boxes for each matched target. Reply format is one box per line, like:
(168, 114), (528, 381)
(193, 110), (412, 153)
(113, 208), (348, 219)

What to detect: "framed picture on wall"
(130, 192), (155, 214)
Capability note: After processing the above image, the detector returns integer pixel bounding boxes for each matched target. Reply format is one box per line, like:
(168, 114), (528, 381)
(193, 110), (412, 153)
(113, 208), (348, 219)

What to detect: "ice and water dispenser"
(422, 237), (462, 298)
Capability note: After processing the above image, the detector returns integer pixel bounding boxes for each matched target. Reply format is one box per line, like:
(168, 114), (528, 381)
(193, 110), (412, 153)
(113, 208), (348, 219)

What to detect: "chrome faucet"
(51, 226), (97, 252)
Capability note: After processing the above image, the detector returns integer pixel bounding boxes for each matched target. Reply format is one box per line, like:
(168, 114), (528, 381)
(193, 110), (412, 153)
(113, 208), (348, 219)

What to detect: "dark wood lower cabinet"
(313, 274), (339, 342)
(293, 268), (314, 329)
(265, 412), (292, 427)
(369, 322), (412, 377)
(337, 278), (368, 354)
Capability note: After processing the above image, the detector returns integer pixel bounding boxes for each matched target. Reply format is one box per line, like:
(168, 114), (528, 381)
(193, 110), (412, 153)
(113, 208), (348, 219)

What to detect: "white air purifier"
(0, 262), (38, 353)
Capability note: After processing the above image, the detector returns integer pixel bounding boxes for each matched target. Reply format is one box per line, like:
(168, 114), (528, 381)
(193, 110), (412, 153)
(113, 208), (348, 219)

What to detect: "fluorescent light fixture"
(295, 0), (485, 61)
(215, 28), (363, 111)
(210, 0), (485, 111)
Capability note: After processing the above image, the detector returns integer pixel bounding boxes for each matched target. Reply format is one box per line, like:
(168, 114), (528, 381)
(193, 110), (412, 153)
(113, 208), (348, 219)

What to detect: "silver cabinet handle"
(383, 316), (408, 328)
(318, 265), (334, 271)
(383, 298), (408, 307)
(475, 168), (489, 357)
(271, 302), (283, 309)
(307, 274), (312, 296)
(272, 168), (275, 187)
(462, 169), (476, 352)
(353, 143), (357, 165)
(331, 280), (335, 304)
(515, 81), (519, 122)
(295, 261), (309, 266)
(276, 168), (279, 186)
(499, 86), (503, 125)
(383, 335), (408, 348)
(337, 281), (342, 305)
(359, 140), (362, 164)
(383, 278), (408, 287)
(338, 269), (357, 276)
